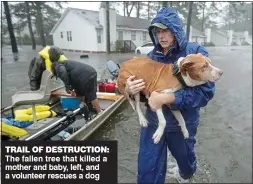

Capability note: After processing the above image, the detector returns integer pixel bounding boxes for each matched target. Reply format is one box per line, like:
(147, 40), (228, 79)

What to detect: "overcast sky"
(62, 2), (132, 17)
(63, 2), (101, 11)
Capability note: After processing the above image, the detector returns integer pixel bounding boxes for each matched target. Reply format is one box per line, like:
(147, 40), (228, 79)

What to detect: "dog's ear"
(180, 59), (194, 75)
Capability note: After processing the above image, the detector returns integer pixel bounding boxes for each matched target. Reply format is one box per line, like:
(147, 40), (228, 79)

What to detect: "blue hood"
(149, 8), (187, 51)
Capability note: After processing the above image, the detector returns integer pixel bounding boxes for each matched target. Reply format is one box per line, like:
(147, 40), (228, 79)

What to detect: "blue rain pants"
(137, 124), (198, 184)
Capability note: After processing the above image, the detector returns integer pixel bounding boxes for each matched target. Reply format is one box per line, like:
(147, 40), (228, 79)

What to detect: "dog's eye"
(202, 64), (208, 68)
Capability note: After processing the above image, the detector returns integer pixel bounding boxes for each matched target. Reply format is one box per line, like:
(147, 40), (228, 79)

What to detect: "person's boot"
(167, 166), (190, 183)
(97, 109), (104, 116)
(79, 103), (89, 120)
(87, 102), (97, 113)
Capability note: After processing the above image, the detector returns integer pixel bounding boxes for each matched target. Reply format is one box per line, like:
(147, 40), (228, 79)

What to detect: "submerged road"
(1, 45), (252, 183)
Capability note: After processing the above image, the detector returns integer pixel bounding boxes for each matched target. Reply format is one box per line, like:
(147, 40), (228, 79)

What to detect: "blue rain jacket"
(145, 8), (216, 132)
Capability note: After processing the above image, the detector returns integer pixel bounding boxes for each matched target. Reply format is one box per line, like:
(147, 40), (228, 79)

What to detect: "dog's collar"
(173, 63), (188, 87)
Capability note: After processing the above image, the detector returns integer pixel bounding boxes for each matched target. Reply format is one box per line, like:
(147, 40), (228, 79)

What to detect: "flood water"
(1, 45), (252, 183)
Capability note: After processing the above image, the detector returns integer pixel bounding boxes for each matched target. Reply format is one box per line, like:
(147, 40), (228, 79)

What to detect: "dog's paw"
(182, 128), (189, 139)
(139, 116), (148, 127)
(152, 129), (164, 144)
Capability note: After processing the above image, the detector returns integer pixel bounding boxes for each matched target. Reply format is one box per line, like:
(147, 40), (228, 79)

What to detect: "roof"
(50, 8), (69, 35)
(116, 15), (151, 30)
(50, 8), (151, 35)
(73, 8), (102, 28)
(211, 28), (228, 37)
(191, 27), (205, 37)
(183, 26), (205, 37)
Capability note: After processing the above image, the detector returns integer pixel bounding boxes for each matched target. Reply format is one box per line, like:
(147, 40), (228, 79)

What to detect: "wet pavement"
(1, 45), (252, 183)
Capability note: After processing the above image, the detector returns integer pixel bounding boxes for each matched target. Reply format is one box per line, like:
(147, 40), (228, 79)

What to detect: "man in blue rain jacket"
(125, 8), (215, 183)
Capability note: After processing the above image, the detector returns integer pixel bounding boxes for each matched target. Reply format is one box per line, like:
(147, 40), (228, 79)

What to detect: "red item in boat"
(99, 83), (116, 93)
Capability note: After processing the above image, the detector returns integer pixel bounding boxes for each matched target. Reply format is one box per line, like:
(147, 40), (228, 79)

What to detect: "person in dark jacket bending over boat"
(50, 49), (102, 118)
(28, 46), (68, 91)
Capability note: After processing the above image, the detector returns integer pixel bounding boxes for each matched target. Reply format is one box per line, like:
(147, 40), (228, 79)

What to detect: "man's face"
(156, 28), (175, 49)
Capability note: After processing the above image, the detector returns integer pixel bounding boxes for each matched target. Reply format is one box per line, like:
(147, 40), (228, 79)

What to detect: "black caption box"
(1, 141), (117, 184)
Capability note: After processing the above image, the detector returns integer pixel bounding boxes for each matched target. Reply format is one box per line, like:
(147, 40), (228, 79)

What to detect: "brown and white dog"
(117, 54), (223, 144)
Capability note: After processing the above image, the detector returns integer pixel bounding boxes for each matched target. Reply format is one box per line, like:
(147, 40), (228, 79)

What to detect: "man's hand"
(66, 90), (76, 97)
(148, 91), (176, 111)
(125, 76), (145, 95)
(70, 91), (76, 97)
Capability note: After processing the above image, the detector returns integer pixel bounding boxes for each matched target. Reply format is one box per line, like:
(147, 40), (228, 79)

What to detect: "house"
(205, 28), (229, 46)
(205, 28), (251, 46)
(182, 26), (206, 45)
(247, 34), (252, 45)
(49, 7), (152, 53)
(189, 26), (206, 44)
(231, 31), (252, 45)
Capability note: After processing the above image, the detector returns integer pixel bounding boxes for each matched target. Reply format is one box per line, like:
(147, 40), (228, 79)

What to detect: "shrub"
(203, 42), (215, 47)
(114, 40), (124, 52)
(241, 41), (250, 45)
(22, 34), (32, 45)
(231, 42), (239, 46)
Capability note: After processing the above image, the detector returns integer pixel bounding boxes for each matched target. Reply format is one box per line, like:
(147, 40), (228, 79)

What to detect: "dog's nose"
(219, 70), (223, 76)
